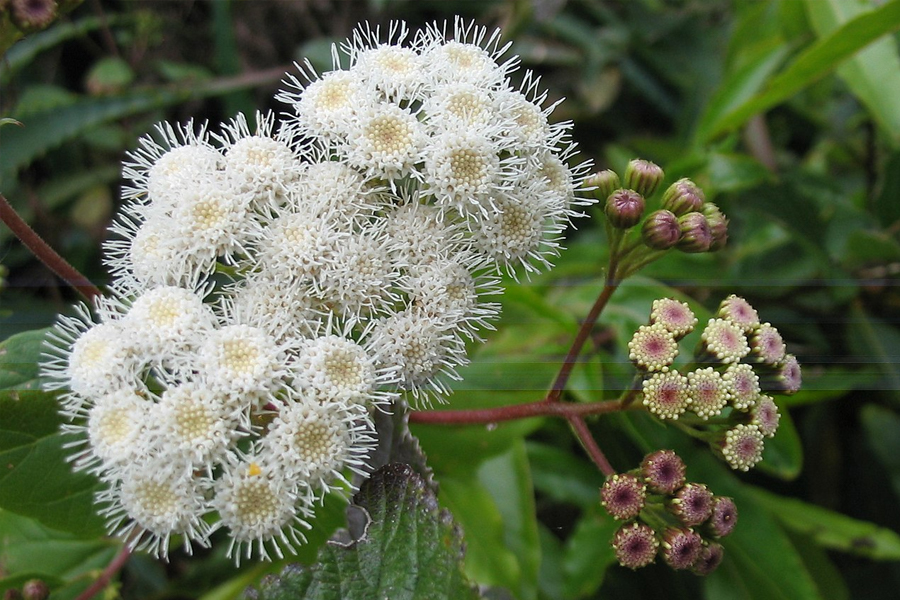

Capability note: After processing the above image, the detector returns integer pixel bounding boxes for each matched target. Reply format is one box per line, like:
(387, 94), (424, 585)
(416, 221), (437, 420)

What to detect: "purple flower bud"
(717, 295), (759, 332)
(677, 212), (712, 253)
(584, 169), (621, 202)
(10, 0), (58, 32)
(601, 473), (647, 520)
(662, 527), (704, 570)
(670, 483), (714, 527)
(612, 522), (659, 569)
(753, 395), (781, 437)
(642, 209), (680, 250)
(707, 496), (738, 538)
(692, 542), (725, 576)
(22, 581), (49, 600)
(749, 323), (786, 365)
(625, 159), (665, 197)
(719, 424), (765, 471)
(661, 178), (705, 216)
(640, 449), (686, 494)
(605, 189), (645, 229)
(703, 203), (729, 251)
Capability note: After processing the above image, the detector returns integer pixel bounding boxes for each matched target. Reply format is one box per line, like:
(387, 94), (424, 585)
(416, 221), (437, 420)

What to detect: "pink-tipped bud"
(662, 527), (704, 570)
(703, 203), (729, 251)
(612, 522), (659, 569)
(642, 209), (681, 250)
(601, 473), (647, 520)
(753, 395), (781, 437)
(719, 424), (765, 472)
(692, 542), (725, 576)
(670, 483), (714, 527)
(769, 354), (802, 395)
(717, 295), (759, 332)
(676, 212), (712, 253)
(10, 0), (58, 32)
(650, 298), (698, 339)
(641, 449), (686, 494)
(707, 496), (738, 538)
(628, 323), (679, 372)
(642, 370), (691, 420)
(625, 159), (665, 197)
(749, 323), (786, 365)
(584, 169), (621, 202)
(606, 189), (645, 229)
(661, 178), (705, 216)
(22, 581), (49, 600)
(687, 367), (728, 419)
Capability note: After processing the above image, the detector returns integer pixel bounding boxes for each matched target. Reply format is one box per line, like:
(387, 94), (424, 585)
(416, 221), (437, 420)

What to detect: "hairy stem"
(568, 414), (615, 476)
(0, 194), (102, 302)
(74, 545), (131, 600)
(408, 398), (622, 425)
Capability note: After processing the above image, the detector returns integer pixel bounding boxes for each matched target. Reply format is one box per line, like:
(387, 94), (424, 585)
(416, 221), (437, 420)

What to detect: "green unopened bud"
(584, 169), (620, 202)
(641, 209), (680, 250)
(703, 203), (728, 251)
(625, 159), (665, 197)
(676, 212), (712, 253)
(661, 178), (705, 216)
(605, 189), (645, 229)
(22, 581), (49, 600)
(10, 0), (57, 32)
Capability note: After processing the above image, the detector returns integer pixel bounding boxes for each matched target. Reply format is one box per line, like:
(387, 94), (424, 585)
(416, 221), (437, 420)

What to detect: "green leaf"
(747, 486), (900, 560)
(477, 441), (540, 600)
(805, 0), (900, 145)
(704, 0), (900, 140)
(860, 404), (900, 500)
(0, 509), (117, 598)
(246, 464), (483, 600)
(0, 327), (49, 390)
(527, 441), (604, 508)
(440, 474), (522, 594)
(561, 510), (619, 599)
(0, 390), (104, 537)
(846, 302), (900, 402)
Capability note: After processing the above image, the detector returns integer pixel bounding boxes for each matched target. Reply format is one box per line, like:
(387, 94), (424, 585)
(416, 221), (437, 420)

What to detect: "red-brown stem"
(409, 398), (622, 425)
(0, 193), (102, 302)
(74, 545), (131, 600)
(568, 414), (615, 476)
(546, 263), (620, 403)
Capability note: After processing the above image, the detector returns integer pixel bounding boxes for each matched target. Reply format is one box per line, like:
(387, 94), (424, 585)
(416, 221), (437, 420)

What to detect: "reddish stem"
(0, 193), (102, 302)
(75, 545), (131, 600)
(546, 265), (619, 403)
(409, 398), (622, 425)
(568, 414), (615, 476)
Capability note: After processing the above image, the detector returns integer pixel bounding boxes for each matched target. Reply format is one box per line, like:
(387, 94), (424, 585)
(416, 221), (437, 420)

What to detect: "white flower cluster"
(41, 19), (592, 563)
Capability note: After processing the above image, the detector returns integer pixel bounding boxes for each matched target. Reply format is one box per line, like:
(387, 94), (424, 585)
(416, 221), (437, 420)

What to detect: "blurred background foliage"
(2, 0), (900, 598)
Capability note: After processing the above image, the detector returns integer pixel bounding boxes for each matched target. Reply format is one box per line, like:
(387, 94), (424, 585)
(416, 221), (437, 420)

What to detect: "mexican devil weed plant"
(1, 15), (801, 583)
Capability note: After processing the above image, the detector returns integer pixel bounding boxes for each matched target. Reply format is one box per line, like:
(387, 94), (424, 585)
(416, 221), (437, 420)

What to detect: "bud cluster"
(586, 161), (728, 266)
(630, 295), (800, 472)
(41, 19), (594, 564)
(604, 450), (735, 574)
(0, 0), (80, 34)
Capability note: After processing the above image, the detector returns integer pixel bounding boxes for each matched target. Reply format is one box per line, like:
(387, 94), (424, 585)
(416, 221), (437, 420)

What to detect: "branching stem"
(74, 545), (131, 600)
(0, 194), (101, 302)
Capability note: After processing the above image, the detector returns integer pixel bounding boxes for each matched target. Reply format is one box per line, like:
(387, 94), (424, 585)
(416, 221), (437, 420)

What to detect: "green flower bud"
(661, 178), (705, 216)
(605, 189), (645, 229)
(676, 212), (712, 253)
(703, 203), (728, 251)
(583, 169), (620, 202)
(624, 159), (665, 197)
(641, 209), (680, 250)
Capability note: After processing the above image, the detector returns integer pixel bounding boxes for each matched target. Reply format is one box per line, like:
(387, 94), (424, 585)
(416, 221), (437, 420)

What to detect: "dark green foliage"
(246, 464), (483, 600)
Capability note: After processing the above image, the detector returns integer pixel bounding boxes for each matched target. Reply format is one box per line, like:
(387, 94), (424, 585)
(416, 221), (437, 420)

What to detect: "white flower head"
(293, 158), (385, 230)
(101, 463), (211, 559)
(196, 324), (288, 399)
(262, 398), (376, 496)
(317, 227), (400, 318)
(226, 275), (325, 343)
(123, 285), (215, 358)
(154, 381), (247, 468)
(280, 67), (376, 141)
(366, 309), (468, 405)
(418, 19), (515, 89)
(217, 111), (306, 208)
(383, 198), (468, 268)
(494, 82), (560, 152)
(252, 207), (346, 285)
(423, 83), (497, 129)
(80, 389), (153, 474)
(294, 333), (396, 409)
(344, 102), (427, 184)
(122, 120), (222, 209)
(212, 458), (313, 564)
